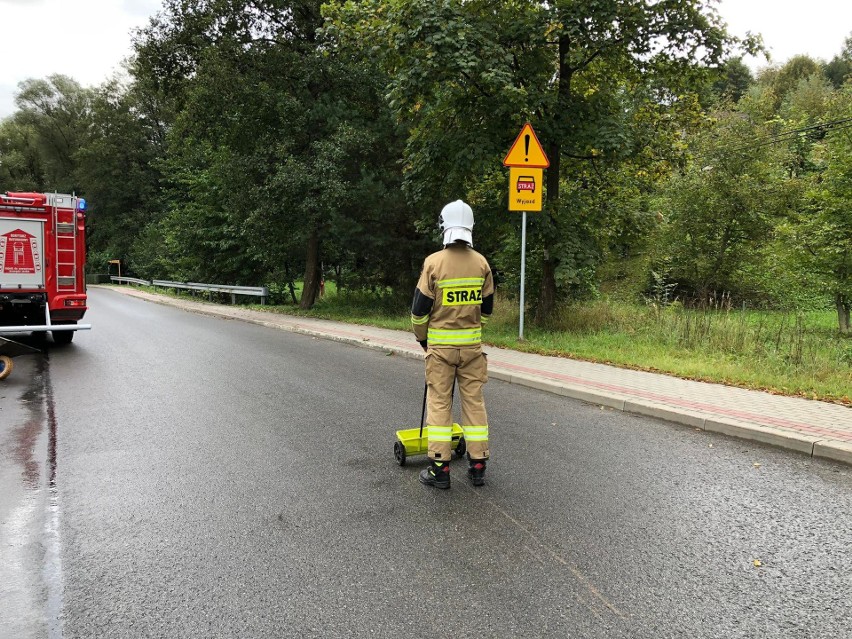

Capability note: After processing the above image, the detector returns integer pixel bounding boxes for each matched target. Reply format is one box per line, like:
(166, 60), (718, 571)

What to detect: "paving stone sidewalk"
(106, 286), (852, 466)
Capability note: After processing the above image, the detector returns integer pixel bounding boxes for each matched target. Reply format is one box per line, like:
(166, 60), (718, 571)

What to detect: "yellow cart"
(394, 381), (466, 466)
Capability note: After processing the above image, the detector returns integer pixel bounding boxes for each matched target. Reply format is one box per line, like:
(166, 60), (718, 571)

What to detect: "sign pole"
(519, 211), (526, 340)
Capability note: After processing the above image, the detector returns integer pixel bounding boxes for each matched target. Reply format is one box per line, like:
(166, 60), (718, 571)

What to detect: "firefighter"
(411, 200), (494, 489)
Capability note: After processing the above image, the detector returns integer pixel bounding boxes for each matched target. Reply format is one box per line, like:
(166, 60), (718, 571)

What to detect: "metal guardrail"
(109, 275), (269, 304)
(151, 280), (269, 305)
(110, 276), (268, 304)
(111, 276), (151, 286)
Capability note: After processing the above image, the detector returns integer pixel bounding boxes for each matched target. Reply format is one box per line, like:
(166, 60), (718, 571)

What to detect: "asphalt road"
(2, 287), (851, 638)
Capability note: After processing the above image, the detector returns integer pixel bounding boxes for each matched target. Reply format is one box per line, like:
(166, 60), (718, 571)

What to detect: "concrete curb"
(99, 286), (852, 467)
(813, 439), (852, 465)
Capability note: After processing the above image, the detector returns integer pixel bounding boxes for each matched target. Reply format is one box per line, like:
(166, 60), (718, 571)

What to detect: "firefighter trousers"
(425, 345), (489, 462)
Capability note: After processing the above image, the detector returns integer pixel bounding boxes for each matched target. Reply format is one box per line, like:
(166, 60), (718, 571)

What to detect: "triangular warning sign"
(503, 123), (549, 168)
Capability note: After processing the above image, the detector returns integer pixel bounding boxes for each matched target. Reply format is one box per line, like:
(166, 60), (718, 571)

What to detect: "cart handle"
(419, 380), (427, 438)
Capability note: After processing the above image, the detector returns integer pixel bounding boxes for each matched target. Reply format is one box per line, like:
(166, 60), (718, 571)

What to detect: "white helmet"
(439, 200), (474, 247)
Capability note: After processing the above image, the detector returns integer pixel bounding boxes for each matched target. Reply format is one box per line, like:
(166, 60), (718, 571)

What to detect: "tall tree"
(795, 87), (852, 332)
(652, 108), (801, 300)
(710, 57), (755, 103)
(824, 33), (852, 89)
(132, 0), (419, 306)
(0, 118), (45, 191)
(324, 0), (760, 319)
(758, 55), (823, 111)
(10, 75), (92, 193)
(75, 77), (165, 272)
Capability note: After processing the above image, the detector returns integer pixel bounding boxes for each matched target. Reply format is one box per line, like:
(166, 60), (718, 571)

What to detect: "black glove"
(419, 340), (428, 351)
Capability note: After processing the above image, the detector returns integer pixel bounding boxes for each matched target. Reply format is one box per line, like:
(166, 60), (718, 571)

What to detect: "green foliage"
(758, 55), (824, 110)
(709, 57), (756, 104)
(824, 33), (852, 89)
(12, 75), (92, 192)
(0, 73), (166, 271)
(651, 109), (803, 300)
(0, 119), (45, 190)
(77, 78), (165, 268)
(127, 0), (428, 304)
(324, 0), (760, 319)
(792, 86), (852, 330)
(0, 74), (92, 192)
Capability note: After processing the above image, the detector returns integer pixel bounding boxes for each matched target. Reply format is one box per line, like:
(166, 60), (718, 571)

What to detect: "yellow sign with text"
(508, 167), (543, 211)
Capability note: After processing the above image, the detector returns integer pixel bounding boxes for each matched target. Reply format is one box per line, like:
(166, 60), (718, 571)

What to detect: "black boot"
(419, 460), (450, 489)
(467, 456), (486, 487)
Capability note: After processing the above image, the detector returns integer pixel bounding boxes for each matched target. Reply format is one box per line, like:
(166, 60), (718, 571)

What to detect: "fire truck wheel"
(0, 355), (13, 380)
(52, 330), (74, 345)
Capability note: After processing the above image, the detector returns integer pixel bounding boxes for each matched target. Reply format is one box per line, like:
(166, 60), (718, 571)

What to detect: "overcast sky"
(0, 0), (851, 119)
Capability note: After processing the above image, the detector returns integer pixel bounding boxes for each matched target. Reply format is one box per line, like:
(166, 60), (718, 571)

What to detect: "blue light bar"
(77, 198), (86, 211)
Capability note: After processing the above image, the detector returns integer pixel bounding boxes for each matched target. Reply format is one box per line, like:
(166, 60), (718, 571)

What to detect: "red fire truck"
(0, 191), (91, 344)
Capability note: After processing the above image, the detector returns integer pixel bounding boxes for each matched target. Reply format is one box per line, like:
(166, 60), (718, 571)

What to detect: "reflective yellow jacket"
(410, 244), (494, 347)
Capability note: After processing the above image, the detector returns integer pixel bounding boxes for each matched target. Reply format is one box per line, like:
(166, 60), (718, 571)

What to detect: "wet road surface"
(1, 287), (851, 638)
